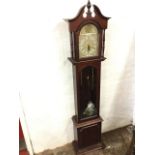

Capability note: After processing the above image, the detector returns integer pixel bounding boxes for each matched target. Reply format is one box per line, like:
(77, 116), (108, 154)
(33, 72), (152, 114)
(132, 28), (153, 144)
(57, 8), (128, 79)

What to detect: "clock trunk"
(72, 61), (101, 123)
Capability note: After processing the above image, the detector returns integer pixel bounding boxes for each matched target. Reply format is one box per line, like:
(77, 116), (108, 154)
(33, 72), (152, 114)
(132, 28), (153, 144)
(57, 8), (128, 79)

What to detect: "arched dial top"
(66, 1), (110, 64)
(79, 24), (102, 58)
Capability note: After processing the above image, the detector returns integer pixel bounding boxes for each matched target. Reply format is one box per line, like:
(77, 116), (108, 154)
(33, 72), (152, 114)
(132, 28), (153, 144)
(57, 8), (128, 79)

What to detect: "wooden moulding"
(72, 115), (103, 128)
(68, 57), (106, 65)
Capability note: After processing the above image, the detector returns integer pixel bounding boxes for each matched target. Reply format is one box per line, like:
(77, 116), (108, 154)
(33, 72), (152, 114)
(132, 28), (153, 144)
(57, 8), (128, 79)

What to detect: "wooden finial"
(86, 0), (92, 16)
(87, 0), (91, 9)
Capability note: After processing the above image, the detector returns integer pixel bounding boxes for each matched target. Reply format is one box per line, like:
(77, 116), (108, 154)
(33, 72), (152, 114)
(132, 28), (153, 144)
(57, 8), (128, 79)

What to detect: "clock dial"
(79, 24), (99, 58)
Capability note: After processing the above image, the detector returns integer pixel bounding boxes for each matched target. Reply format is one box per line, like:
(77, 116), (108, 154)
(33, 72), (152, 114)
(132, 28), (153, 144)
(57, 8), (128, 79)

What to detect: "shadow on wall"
(48, 21), (75, 145)
(111, 37), (134, 130)
(101, 33), (135, 131)
(51, 21), (74, 96)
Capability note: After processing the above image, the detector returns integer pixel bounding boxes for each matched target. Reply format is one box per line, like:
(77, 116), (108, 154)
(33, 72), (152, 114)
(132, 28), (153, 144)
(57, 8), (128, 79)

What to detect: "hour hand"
(87, 44), (91, 53)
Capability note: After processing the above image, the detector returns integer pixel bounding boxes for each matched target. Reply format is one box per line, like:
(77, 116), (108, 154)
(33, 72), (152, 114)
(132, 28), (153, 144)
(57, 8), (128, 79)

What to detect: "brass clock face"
(79, 24), (99, 58)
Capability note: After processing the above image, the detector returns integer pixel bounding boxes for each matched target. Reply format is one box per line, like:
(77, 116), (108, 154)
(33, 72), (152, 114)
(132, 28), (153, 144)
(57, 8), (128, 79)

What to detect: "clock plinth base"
(73, 141), (105, 155)
(72, 116), (104, 154)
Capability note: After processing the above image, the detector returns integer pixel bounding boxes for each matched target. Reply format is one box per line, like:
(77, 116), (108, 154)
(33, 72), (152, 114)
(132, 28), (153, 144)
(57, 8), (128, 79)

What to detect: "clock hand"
(87, 45), (90, 53)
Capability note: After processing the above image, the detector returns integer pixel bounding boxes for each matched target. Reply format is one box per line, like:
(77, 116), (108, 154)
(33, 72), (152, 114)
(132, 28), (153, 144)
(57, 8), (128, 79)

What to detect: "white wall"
(19, 0), (134, 154)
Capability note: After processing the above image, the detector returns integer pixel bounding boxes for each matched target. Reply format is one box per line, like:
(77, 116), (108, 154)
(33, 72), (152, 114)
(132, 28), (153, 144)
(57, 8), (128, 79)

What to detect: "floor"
(36, 125), (134, 155)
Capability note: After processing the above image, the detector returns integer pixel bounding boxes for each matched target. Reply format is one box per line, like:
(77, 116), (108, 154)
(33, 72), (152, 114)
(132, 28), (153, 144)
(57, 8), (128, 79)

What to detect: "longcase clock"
(65, 1), (110, 154)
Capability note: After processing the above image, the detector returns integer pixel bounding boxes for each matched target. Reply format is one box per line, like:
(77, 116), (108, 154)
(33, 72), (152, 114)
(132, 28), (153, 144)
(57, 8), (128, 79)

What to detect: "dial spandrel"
(79, 24), (99, 58)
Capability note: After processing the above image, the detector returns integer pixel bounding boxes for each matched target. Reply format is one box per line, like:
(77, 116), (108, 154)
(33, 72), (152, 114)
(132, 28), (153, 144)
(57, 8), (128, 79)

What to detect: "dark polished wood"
(72, 61), (102, 123)
(66, 0), (110, 154)
(72, 116), (104, 154)
(68, 57), (106, 65)
(72, 115), (103, 128)
(65, 1), (110, 62)
(65, 5), (110, 31)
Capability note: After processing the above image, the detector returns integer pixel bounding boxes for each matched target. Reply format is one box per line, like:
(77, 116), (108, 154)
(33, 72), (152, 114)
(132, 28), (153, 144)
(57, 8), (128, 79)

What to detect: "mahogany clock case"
(66, 1), (110, 154)
(66, 2), (109, 62)
(72, 116), (104, 154)
(72, 60), (102, 123)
